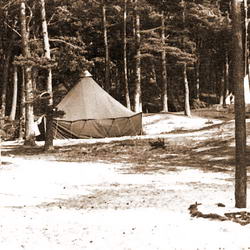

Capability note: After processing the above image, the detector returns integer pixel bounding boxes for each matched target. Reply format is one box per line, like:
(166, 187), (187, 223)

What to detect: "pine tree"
(161, 10), (168, 112)
(123, 0), (131, 109)
(232, 0), (247, 208)
(133, 0), (142, 112)
(20, 0), (36, 146)
(102, 0), (111, 92)
(9, 65), (18, 121)
(40, 0), (54, 151)
(40, 0), (53, 105)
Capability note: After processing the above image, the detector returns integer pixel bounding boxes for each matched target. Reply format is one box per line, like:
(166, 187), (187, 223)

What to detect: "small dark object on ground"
(0, 161), (12, 166)
(149, 139), (165, 150)
(216, 203), (226, 207)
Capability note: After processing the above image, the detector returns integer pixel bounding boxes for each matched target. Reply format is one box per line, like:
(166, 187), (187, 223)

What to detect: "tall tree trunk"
(40, 0), (53, 105)
(19, 68), (26, 140)
(133, 0), (142, 112)
(161, 10), (168, 112)
(44, 104), (54, 152)
(115, 67), (120, 98)
(151, 60), (157, 83)
(181, 0), (191, 116)
(1, 33), (15, 123)
(223, 52), (230, 105)
(242, 0), (250, 104)
(219, 70), (225, 106)
(123, 0), (131, 109)
(102, 0), (110, 92)
(194, 60), (200, 100)
(183, 64), (191, 116)
(20, 0), (36, 146)
(9, 65), (18, 121)
(243, 0), (248, 76)
(40, 0), (54, 151)
(232, 0), (247, 208)
(32, 67), (38, 91)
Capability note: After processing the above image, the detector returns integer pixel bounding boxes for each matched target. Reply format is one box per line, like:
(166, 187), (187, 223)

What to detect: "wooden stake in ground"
(232, 0), (247, 208)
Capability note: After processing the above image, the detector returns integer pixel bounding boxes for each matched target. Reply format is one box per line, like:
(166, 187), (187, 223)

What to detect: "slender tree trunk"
(194, 60), (200, 100)
(24, 70), (35, 145)
(115, 67), (120, 98)
(44, 105), (54, 152)
(1, 33), (15, 123)
(20, 0), (36, 146)
(32, 67), (38, 91)
(9, 65), (18, 121)
(40, 0), (54, 151)
(161, 10), (168, 112)
(134, 0), (142, 112)
(223, 52), (230, 105)
(219, 74), (224, 105)
(243, 0), (248, 76)
(102, 0), (110, 92)
(183, 64), (191, 116)
(151, 60), (157, 83)
(242, 0), (250, 104)
(169, 77), (179, 111)
(1, 54), (10, 122)
(219, 62), (225, 105)
(232, 0), (247, 208)
(181, 0), (191, 116)
(19, 68), (26, 140)
(123, 0), (131, 109)
(40, 0), (53, 105)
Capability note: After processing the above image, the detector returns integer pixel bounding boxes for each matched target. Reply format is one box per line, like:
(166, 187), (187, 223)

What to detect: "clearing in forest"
(1, 110), (250, 250)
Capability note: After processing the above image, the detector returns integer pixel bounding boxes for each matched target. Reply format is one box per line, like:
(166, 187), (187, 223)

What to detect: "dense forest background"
(0, 0), (245, 135)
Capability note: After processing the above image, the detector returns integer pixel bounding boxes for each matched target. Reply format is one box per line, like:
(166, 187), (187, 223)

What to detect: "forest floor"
(1, 107), (250, 250)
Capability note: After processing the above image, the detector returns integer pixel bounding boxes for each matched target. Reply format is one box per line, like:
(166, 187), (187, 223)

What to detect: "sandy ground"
(1, 113), (250, 250)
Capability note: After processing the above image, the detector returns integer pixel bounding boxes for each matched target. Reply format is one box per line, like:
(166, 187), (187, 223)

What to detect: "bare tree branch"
(4, 21), (21, 37)
(2, 0), (18, 10)
(26, 3), (33, 35)
(48, 12), (56, 26)
(49, 38), (83, 50)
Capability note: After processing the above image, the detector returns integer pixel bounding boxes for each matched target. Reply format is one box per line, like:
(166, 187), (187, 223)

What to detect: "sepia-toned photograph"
(0, 0), (250, 249)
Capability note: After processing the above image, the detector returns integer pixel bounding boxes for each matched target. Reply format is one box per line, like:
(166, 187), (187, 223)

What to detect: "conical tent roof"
(53, 74), (142, 139)
(57, 76), (135, 121)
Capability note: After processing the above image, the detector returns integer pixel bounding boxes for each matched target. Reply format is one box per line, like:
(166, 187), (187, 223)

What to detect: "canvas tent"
(53, 73), (142, 139)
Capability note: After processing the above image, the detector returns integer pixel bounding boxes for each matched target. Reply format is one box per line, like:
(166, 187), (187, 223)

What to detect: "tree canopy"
(0, 0), (245, 120)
